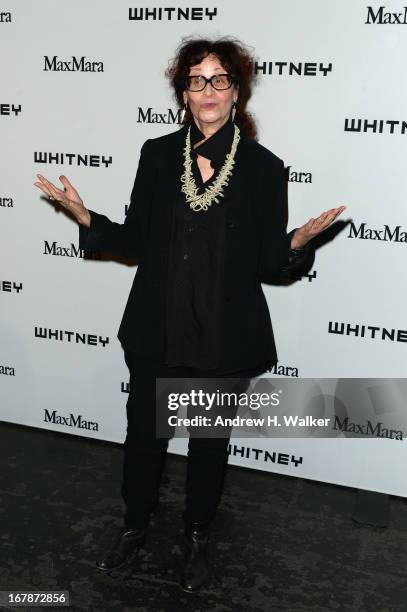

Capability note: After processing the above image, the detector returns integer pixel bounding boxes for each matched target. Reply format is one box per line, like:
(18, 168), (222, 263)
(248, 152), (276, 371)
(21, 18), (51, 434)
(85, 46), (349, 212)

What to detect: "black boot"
(96, 526), (146, 572)
(179, 521), (209, 592)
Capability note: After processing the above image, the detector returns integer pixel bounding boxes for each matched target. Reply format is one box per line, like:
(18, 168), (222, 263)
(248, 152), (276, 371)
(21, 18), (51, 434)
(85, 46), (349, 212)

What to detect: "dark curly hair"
(166, 36), (258, 139)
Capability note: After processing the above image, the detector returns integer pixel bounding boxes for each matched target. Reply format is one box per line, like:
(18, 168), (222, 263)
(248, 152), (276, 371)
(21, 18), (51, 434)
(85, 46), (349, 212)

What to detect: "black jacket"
(79, 125), (301, 373)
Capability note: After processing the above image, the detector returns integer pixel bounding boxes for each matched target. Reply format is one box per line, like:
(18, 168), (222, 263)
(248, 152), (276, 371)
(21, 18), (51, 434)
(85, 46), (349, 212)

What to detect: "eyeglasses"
(184, 73), (236, 92)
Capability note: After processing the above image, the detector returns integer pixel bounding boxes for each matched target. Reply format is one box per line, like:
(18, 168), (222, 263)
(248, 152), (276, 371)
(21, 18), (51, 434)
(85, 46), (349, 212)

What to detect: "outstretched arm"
(257, 157), (346, 282)
(34, 172), (90, 227)
(290, 206), (346, 249)
(34, 139), (155, 259)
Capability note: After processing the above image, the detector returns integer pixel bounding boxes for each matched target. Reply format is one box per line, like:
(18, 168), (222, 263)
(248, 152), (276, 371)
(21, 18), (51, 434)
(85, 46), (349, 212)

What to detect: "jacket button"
(183, 253), (189, 260)
(227, 221), (236, 229)
(186, 226), (194, 233)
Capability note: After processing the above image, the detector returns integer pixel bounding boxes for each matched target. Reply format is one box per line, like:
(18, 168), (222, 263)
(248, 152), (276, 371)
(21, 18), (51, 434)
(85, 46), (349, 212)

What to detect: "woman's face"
(183, 53), (237, 134)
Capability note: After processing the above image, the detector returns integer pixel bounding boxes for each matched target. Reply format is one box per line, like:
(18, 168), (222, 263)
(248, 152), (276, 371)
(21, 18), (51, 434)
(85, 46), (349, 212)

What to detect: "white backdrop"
(1, 0), (406, 496)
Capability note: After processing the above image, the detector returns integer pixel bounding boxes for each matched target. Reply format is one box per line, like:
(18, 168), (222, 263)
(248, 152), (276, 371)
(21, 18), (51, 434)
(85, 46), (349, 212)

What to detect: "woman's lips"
(201, 103), (216, 109)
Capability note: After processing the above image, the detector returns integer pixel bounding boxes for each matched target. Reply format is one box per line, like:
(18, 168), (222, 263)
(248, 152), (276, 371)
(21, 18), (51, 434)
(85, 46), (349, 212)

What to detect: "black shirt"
(165, 118), (235, 370)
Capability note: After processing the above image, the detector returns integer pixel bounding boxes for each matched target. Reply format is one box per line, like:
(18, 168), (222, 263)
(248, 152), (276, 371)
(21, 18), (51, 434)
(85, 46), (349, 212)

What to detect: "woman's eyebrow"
(189, 67), (225, 74)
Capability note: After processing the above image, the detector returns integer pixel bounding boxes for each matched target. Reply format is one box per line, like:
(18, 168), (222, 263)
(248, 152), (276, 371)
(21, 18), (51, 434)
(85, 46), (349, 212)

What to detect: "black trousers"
(121, 351), (255, 529)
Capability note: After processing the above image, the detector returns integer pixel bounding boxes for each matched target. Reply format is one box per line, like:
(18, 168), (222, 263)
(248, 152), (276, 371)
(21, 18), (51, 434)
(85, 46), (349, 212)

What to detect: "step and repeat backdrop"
(1, 1), (406, 496)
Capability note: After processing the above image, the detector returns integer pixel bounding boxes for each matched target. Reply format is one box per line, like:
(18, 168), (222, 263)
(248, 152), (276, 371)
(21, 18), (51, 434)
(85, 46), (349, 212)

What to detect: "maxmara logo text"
(345, 118), (407, 135)
(35, 327), (109, 347)
(366, 6), (407, 24)
(129, 7), (217, 21)
(286, 166), (312, 183)
(136, 107), (181, 125)
(333, 416), (402, 440)
(43, 56), (104, 72)
(44, 409), (99, 431)
(0, 364), (15, 376)
(348, 222), (407, 243)
(1, 104), (21, 116)
(0, 197), (13, 208)
(0, 12), (11, 22)
(43, 240), (101, 259)
(34, 152), (112, 167)
(270, 363), (299, 377)
(329, 321), (407, 343)
(255, 61), (332, 77)
(122, 365), (302, 388)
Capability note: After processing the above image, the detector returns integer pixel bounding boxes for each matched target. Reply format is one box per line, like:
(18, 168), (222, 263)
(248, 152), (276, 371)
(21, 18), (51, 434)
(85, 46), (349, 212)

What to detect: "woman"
(34, 37), (345, 592)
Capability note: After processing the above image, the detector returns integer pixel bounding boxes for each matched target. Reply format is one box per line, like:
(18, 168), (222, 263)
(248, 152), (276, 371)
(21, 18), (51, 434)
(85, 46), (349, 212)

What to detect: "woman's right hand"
(34, 174), (91, 227)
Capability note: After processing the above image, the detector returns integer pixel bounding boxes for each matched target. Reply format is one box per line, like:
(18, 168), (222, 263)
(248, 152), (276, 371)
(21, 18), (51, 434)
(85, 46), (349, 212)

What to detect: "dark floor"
(0, 421), (406, 612)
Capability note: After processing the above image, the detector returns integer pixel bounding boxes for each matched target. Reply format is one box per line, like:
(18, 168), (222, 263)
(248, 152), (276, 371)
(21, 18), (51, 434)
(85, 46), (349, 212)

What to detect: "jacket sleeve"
(258, 157), (311, 282)
(78, 139), (154, 259)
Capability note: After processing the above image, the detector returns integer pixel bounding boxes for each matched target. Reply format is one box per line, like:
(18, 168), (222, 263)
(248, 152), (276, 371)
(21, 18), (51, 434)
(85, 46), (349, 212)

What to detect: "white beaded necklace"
(180, 123), (241, 212)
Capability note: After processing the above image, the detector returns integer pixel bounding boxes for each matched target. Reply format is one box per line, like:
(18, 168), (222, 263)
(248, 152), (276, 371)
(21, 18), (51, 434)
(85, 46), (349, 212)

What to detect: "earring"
(180, 103), (187, 124)
(231, 101), (237, 121)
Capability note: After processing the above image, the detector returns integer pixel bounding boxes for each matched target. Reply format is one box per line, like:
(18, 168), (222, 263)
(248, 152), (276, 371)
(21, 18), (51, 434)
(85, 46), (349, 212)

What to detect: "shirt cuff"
(285, 228), (312, 272)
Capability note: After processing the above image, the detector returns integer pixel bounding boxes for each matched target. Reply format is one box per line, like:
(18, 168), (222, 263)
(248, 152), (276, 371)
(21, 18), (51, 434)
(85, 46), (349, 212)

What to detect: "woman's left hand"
(290, 205), (346, 249)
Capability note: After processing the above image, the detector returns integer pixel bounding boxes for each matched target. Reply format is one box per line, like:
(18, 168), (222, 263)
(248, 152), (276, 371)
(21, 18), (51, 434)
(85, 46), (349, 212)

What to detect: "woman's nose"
(203, 82), (215, 95)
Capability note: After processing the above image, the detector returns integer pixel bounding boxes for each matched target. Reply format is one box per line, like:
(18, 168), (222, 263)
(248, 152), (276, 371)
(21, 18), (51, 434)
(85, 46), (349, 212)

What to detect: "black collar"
(190, 117), (235, 170)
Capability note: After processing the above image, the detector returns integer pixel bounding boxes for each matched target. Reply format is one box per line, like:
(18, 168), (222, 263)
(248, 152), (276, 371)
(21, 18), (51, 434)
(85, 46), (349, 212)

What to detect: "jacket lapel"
(224, 133), (249, 220)
(150, 127), (186, 252)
